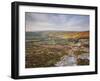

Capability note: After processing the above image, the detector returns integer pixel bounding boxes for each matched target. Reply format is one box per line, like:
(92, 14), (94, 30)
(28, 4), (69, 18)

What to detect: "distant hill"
(26, 31), (89, 40)
(47, 31), (89, 39)
(63, 31), (89, 39)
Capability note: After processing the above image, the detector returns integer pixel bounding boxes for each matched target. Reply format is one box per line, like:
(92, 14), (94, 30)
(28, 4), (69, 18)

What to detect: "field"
(25, 31), (89, 68)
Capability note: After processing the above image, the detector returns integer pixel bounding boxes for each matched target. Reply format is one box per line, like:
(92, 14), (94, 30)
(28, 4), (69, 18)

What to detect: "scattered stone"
(78, 53), (89, 59)
(55, 55), (77, 66)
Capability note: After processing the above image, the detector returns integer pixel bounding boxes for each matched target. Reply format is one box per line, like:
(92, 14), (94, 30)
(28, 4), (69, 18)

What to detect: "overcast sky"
(25, 12), (89, 32)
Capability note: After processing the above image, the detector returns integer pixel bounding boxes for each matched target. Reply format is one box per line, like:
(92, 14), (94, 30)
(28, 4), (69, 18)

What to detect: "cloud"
(25, 12), (89, 32)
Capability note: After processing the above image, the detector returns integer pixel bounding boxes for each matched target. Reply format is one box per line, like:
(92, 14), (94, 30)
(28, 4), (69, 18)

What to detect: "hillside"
(25, 31), (89, 68)
(48, 31), (89, 39)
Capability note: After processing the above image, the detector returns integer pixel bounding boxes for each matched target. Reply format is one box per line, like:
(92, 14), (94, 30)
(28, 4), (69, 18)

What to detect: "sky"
(25, 12), (89, 32)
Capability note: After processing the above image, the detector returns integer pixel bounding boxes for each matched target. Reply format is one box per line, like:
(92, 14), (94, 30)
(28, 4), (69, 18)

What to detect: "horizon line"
(26, 30), (89, 32)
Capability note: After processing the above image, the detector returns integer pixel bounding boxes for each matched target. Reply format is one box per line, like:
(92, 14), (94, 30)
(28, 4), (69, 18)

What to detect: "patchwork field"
(25, 31), (89, 68)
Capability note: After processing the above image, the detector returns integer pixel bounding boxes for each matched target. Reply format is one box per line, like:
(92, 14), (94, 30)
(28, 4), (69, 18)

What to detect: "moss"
(77, 59), (89, 65)
(74, 51), (87, 55)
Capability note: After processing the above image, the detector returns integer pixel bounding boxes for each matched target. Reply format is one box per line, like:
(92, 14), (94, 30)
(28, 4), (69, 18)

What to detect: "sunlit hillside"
(64, 31), (89, 39)
(48, 31), (89, 39)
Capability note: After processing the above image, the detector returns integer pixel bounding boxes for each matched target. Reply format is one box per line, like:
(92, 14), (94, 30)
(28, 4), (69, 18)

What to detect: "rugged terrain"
(25, 31), (89, 68)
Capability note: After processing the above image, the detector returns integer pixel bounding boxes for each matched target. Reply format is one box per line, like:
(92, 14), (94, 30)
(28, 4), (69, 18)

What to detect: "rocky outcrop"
(55, 53), (89, 66)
